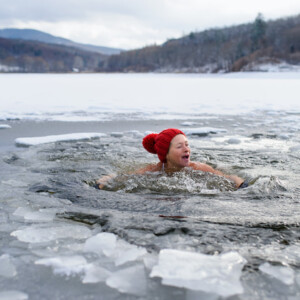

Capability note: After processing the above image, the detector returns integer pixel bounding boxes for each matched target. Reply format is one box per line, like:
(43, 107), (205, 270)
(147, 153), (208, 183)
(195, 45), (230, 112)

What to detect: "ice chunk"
(259, 262), (295, 285)
(84, 233), (147, 266)
(0, 291), (28, 300)
(110, 132), (123, 137)
(143, 253), (158, 270)
(226, 138), (241, 144)
(126, 130), (143, 138)
(35, 256), (87, 276)
(13, 207), (55, 222)
(150, 249), (246, 297)
(15, 132), (106, 147)
(106, 264), (147, 296)
(113, 239), (147, 266)
(0, 124), (11, 129)
(0, 254), (17, 278)
(181, 122), (198, 126)
(82, 264), (111, 283)
(182, 127), (227, 136)
(84, 232), (117, 256)
(35, 256), (112, 283)
(253, 243), (300, 266)
(11, 224), (91, 243)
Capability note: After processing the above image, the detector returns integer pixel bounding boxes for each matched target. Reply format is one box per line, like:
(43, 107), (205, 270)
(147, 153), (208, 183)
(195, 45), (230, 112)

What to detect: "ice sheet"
(150, 249), (246, 297)
(1, 73), (300, 122)
(15, 132), (107, 147)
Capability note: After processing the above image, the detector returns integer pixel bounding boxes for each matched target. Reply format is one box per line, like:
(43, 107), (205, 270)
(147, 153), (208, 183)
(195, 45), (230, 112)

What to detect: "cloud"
(0, 0), (300, 49)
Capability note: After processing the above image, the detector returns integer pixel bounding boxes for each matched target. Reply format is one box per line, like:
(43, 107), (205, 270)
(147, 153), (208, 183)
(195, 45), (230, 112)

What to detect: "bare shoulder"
(189, 161), (216, 172)
(133, 162), (162, 174)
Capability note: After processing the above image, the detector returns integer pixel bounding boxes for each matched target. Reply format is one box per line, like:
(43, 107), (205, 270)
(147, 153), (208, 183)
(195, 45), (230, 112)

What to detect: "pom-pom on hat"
(142, 128), (185, 162)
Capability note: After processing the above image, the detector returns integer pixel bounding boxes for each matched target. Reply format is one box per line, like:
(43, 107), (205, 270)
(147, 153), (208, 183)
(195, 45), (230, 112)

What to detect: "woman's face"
(166, 134), (190, 169)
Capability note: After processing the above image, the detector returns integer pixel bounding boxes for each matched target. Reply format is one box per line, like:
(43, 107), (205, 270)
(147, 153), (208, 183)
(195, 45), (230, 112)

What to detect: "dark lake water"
(1, 110), (300, 299)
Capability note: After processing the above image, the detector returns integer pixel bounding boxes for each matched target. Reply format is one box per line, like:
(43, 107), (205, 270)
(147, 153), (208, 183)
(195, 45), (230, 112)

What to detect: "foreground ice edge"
(10, 221), (299, 297)
(9, 226), (248, 297)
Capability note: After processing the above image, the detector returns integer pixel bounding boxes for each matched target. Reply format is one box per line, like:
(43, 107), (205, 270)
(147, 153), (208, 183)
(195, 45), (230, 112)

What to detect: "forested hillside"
(1, 14), (300, 73)
(0, 28), (123, 55)
(99, 14), (300, 73)
(0, 38), (106, 73)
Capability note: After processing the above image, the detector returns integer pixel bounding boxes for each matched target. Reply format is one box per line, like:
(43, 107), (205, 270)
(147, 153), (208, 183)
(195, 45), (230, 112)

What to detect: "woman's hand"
(96, 174), (115, 189)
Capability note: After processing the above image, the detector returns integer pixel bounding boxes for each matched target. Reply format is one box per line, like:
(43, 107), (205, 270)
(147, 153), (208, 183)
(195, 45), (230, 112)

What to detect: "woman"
(96, 128), (247, 189)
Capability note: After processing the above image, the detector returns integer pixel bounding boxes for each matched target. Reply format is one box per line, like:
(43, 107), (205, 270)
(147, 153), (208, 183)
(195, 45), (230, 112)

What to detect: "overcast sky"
(1, 0), (300, 50)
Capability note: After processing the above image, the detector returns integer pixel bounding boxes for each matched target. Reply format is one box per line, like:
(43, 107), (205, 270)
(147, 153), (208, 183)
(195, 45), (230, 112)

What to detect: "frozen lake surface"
(1, 72), (300, 122)
(0, 73), (300, 299)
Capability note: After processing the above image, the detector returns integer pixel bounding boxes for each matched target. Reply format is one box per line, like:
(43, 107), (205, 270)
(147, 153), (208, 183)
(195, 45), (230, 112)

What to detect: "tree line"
(1, 13), (299, 73)
(99, 14), (300, 73)
(0, 38), (106, 73)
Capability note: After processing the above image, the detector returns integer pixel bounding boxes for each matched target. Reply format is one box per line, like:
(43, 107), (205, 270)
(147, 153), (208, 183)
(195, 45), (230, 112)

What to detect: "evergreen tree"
(251, 13), (267, 51)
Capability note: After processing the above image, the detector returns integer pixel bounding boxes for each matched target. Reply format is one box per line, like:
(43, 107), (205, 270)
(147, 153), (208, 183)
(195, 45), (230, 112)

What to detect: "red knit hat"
(142, 128), (185, 162)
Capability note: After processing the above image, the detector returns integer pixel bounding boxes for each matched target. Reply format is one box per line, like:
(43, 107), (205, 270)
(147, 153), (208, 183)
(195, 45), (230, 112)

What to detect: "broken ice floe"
(180, 121), (198, 126)
(0, 254), (17, 278)
(12, 225), (248, 297)
(15, 132), (106, 147)
(182, 127), (227, 136)
(0, 124), (11, 129)
(84, 232), (147, 266)
(35, 253), (147, 296)
(35, 255), (111, 283)
(82, 264), (111, 284)
(259, 262), (295, 285)
(13, 207), (55, 222)
(150, 249), (246, 297)
(110, 132), (123, 137)
(0, 291), (28, 300)
(35, 256), (87, 276)
(106, 264), (147, 296)
(11, 224), (91, 243)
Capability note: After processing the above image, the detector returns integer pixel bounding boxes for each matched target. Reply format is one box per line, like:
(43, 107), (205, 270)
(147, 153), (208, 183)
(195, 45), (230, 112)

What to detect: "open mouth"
(182, 154), (190, 160)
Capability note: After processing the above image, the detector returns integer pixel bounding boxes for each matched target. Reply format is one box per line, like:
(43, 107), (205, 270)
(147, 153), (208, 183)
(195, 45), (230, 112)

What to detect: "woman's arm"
(191, 162), (244, 188)
(95, 163), (161, 189)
